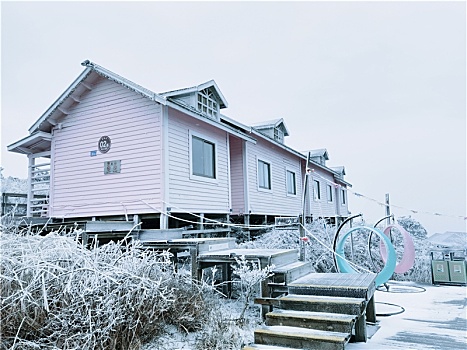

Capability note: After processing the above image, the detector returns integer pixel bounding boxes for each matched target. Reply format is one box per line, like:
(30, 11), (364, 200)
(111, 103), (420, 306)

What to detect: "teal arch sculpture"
(336, 226), (397, 286)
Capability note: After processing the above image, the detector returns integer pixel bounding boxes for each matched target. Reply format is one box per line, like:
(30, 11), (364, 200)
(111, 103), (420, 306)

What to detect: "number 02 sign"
(98, 136), (111, 153)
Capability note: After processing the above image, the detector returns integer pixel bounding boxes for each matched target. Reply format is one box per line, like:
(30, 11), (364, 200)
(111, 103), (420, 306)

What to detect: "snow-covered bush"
(0, 229), (227, 350)
(0, 168), (28, 194)
(392, 216), (432, 283)
(231, 255), (274, 322)
(238, 217), (433, 283)
(238, 219), (338, 273)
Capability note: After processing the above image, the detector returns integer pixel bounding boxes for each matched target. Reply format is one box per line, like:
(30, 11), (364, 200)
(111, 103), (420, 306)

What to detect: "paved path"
(346, 281), (467, 350)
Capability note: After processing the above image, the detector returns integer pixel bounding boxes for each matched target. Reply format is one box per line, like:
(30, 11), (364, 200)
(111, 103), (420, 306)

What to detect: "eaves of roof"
(166, 98), (256, 144)
(249, 129), (307, 161)
(303, 153), (352, 187)
(7, 131), (52, 155)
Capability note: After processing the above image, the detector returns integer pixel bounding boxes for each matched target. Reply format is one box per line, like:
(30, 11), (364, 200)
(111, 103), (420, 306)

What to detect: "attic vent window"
(197, 89), (218, 118)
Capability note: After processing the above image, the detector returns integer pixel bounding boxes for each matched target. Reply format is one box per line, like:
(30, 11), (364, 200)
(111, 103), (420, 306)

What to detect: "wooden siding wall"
(308, 171), (346, 218)
(229, 135), (245, 215)
(336, 185), (350, 217)
(51, 78), (163, 218)
(167, 108), (230, 213)
(247, 138), (302, 216)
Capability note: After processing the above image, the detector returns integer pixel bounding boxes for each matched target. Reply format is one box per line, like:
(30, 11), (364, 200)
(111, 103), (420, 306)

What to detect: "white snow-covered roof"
(160, 79), (228, 108)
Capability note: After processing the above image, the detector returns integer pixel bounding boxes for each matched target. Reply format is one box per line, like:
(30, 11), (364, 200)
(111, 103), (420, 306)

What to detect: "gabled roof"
(29, 60), (167, 134)
(251, 118), (290, 136)
(308, 148), (329, 160)
(160, 79), (228, 109)
(9, 61), (259, 154)
(330, 166), (346, 176)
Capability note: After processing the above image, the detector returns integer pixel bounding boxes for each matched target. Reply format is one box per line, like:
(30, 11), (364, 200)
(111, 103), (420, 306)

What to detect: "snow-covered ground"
(141, 280), (466, 350)
(347, 280), (467, 350)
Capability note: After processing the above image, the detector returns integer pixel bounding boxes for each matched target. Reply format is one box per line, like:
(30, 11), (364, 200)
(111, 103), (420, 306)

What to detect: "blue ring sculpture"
(336, 226), (397, 286)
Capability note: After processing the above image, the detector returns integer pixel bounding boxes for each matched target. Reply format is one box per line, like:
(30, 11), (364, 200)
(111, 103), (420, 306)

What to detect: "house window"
(258, 160), (271, 190)
(274, 128), (284, 143)
(286, 170), (296, 195)
(313, 180), (321, 200)
(341, 189), (346, 205)
(327, 185), (333, 202)
(197, 88), (218, 118)
(192, 135), (215, 178)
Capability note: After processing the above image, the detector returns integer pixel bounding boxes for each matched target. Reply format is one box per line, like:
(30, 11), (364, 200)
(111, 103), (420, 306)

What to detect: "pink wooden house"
(8, 60), (351, 230)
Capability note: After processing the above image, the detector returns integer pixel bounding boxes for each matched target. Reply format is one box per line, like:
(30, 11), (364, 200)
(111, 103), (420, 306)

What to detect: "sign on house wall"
(98, 136), (111, 153)
(104, 160), (121, 174)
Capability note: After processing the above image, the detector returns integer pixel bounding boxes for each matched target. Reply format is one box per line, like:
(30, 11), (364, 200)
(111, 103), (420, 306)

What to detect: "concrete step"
(271, 261), (313, 285)
(243, 344), (304, 350)
(266, 309), (357, 333)
(254, 325), (350, 350)
(277, 294), (366, 315)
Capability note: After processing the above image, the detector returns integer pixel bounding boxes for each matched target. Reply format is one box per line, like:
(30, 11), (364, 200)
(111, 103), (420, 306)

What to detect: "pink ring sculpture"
(380, 224), (415, 273)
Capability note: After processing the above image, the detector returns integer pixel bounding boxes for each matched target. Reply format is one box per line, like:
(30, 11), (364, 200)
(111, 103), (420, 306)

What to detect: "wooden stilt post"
(245, 214), (250, 241)
(199, 213), (204, 231)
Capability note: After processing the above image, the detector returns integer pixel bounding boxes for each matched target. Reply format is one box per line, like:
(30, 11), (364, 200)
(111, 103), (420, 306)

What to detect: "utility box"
(448, 260), (467, 283)
(431, 260), (450, 283)
(431, 250), (467, 285)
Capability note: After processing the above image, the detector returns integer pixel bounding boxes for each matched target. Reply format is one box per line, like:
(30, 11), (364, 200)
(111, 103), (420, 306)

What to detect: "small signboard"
(104, 160), (121, 174)
(98, 136), (111, 153)
(90, 150), (97, 157)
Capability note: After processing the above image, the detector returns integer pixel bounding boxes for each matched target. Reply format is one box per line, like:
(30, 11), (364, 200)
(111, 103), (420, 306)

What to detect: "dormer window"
(274, 128), (284, 143)
(197, 88), (218, 118)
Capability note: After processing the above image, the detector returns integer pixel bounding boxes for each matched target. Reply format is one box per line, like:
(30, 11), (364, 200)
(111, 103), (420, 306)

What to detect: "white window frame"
(257, 158), (272, 192)
(341, 188), (347, 205)
(197, 88), (218, 119)
(327, 184), (333, 202)
(313, 179), (321, 201)
(286, 168), (297, 197)
(189, 130), (218, 183)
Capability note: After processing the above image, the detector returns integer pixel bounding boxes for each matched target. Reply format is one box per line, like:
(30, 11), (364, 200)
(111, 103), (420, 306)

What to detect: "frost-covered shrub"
(237, 219), (338, 273)
(0, 229), (223, 350)
(392, 216), (432, 283)
(238, 217), (433, 284)
(0, 168), (28, 194)
(231, 255), (274, 322)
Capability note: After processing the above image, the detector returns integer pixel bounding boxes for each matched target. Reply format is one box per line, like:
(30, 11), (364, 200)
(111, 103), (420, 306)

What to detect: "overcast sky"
(1, 1), (466, 235)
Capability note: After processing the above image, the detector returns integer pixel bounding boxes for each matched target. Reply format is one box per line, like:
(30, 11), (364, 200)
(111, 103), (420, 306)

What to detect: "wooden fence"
(1, 193), (28, 217)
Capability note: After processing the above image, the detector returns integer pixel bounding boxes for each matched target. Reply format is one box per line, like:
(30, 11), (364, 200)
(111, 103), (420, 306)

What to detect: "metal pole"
(299, 214), (305, 261)
(300, 154), (311, 261)
(385, 193), (391, 225)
